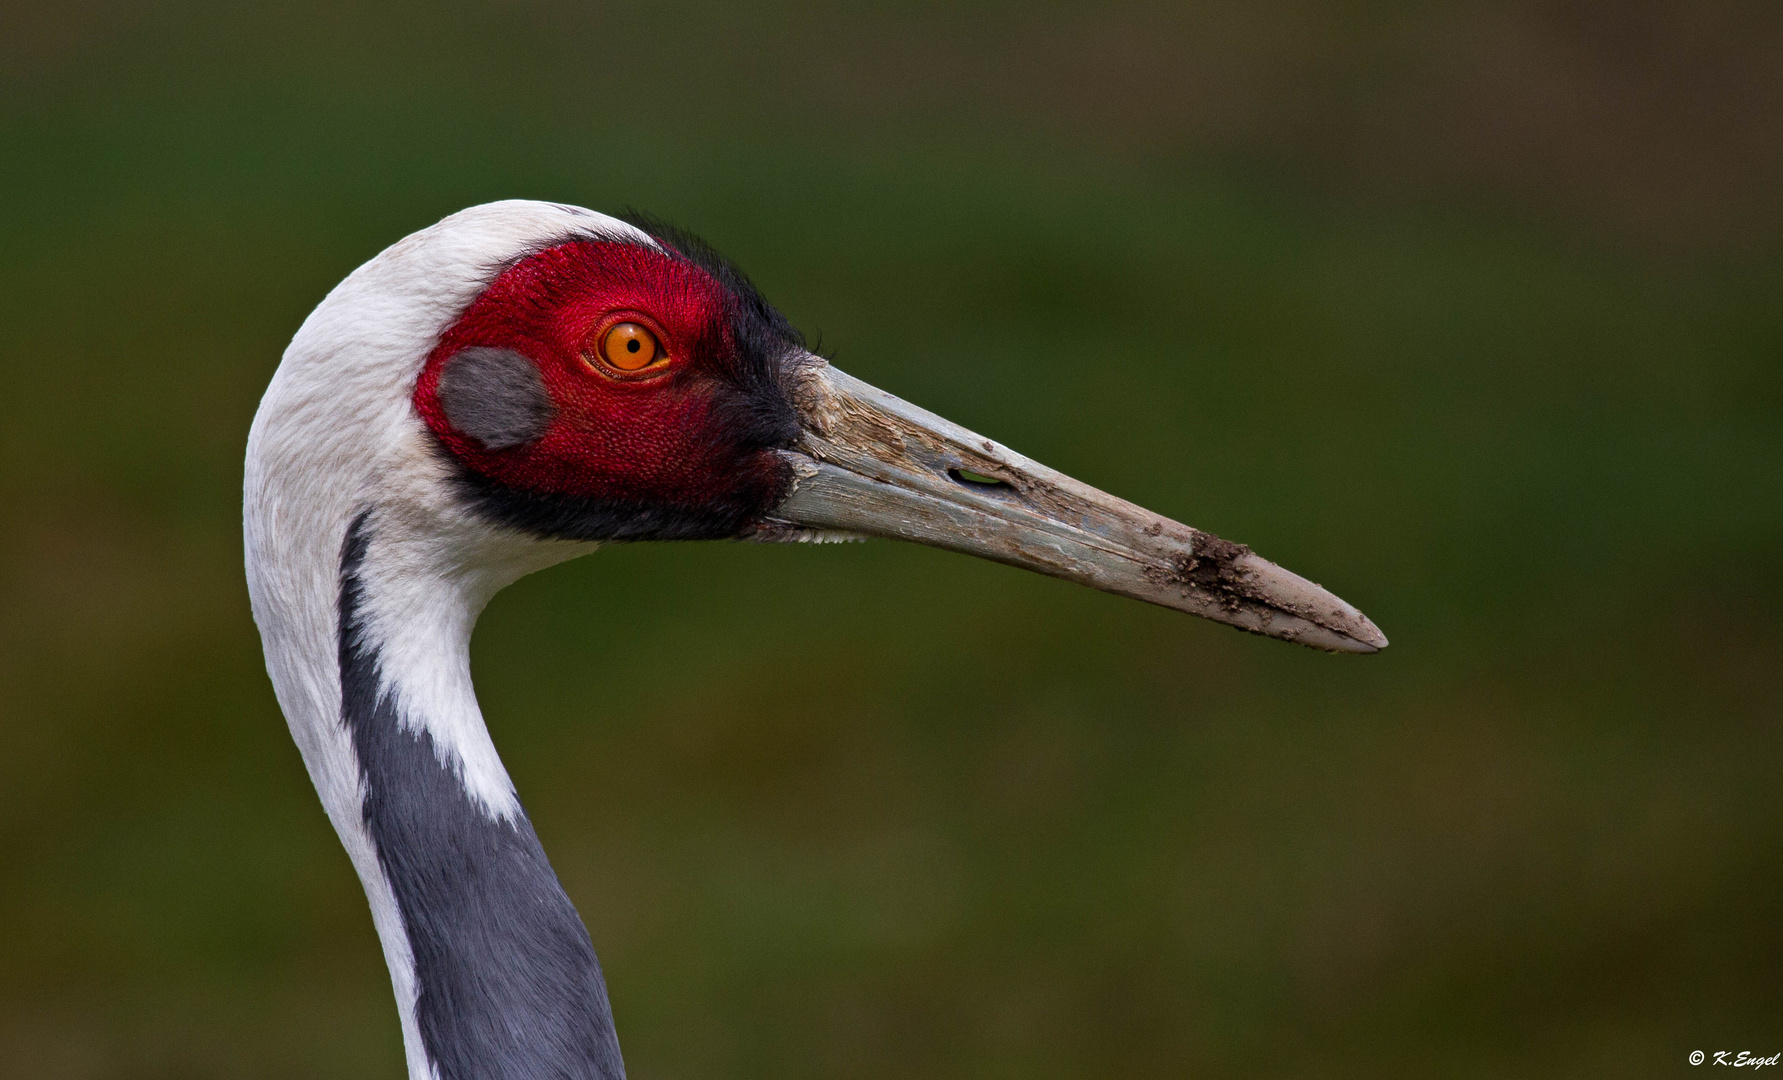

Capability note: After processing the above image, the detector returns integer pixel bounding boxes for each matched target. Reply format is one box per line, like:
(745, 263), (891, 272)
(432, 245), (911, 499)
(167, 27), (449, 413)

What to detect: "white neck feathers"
(243, 200), (645, 1080)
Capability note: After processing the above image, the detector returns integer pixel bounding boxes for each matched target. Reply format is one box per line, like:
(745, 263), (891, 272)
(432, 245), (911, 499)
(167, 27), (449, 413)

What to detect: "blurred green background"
(3, 2), (1780, 1076)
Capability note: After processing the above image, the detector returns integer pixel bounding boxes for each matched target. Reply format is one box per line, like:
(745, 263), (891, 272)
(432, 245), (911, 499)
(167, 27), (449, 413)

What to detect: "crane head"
(398, 208), (1385, 652)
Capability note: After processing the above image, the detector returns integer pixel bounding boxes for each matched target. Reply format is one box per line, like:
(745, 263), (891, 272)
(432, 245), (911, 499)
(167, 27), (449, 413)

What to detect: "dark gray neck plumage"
(339, 516), (625, 1080)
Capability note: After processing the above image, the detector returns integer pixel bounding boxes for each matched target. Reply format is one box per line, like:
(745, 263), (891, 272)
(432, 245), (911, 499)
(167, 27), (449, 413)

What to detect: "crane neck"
(257, 502), (623, 1080)
(242, 199), (643, 1080)
(337, 511), (624, 1080)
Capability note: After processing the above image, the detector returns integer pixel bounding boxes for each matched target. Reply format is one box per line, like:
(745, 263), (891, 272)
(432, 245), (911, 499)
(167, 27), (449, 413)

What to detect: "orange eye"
(599, 322), (661, 372)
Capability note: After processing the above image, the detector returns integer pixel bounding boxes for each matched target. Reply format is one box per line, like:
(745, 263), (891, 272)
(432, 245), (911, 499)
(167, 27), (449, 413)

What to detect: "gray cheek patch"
(436, 347), (556, 451)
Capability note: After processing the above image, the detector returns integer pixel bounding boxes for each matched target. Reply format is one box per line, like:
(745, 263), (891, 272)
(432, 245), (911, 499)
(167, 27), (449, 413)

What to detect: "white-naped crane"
(244, 200), (1386, 1080)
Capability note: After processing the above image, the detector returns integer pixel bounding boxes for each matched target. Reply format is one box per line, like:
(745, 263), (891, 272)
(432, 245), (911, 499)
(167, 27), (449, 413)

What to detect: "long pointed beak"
(758, 359), (1387, 654)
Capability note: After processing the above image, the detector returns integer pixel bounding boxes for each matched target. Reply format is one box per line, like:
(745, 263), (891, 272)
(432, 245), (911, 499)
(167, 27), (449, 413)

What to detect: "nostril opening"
(949, 468), (1010, 490)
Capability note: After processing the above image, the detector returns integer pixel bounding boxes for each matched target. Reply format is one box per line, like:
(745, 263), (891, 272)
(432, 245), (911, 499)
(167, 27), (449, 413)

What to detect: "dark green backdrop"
(3, 2), (1779, 1077)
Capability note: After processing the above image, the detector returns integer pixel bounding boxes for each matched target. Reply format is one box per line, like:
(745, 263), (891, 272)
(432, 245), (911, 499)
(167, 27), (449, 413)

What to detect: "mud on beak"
(756, 359), (1387, 654)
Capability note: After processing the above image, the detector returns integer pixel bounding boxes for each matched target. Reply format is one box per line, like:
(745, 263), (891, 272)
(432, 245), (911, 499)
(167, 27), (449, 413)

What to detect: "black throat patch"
(338, 512), (626, 1080)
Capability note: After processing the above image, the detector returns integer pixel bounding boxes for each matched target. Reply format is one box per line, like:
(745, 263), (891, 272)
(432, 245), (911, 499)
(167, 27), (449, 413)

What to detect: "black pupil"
(626, 339), (641, 353)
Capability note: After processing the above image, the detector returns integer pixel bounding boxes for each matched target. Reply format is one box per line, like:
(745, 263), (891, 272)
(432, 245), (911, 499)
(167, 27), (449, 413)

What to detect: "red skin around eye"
(414, 240), (770, 507)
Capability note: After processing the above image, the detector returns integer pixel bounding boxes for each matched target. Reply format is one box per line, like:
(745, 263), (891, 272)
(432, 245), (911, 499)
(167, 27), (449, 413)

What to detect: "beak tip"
(1320, 611), (1388, 655)
(1300, 620), (1387, 654)
(1346, 629), (1389, 654)
(1346, 616), (1389, 654)
(1228, 552), (1387, 655)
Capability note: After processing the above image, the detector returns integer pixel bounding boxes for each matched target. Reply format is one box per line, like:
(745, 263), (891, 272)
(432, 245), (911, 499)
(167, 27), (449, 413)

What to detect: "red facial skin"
(414, 240), (792, 518)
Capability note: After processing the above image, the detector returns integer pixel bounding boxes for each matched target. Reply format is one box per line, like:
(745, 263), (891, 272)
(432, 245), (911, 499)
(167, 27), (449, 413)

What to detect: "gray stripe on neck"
(339, 511), (625, 1080)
